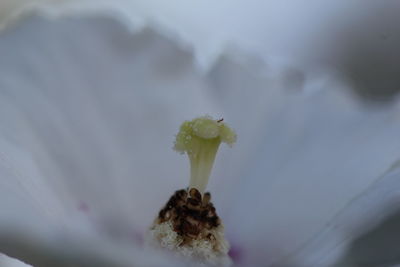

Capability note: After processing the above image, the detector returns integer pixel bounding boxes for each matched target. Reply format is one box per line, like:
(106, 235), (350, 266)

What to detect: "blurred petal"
(284, 161), (400, 266)
(0, 222), (182, 267)
(0, 254), (32, 267)
(0, 13), (217, 266)
(208, 56), (400, 265)
(0, 13), (218, 231)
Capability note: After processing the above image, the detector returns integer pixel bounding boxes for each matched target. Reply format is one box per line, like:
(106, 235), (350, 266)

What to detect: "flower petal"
(0, 13), (218, 266)
(0, 220), (182, 267)
(0, 254), (32, 267)
(0, 13), (219, 231)
(207, 55), (400, 266)
(281, 161), (400, 266)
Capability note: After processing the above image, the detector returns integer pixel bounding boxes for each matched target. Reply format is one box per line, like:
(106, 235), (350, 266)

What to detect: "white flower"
(0, 7), (400, 267)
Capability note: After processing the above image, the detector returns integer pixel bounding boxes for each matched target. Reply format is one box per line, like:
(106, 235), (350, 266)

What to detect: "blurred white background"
(2, 0), (400, 101)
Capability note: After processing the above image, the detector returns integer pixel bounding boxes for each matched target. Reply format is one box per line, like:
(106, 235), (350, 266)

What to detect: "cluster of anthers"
(148, 116), (236, 266)
(157, 188), (220, 243)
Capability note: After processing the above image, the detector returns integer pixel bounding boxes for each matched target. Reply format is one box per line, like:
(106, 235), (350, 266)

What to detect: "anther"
(189, 188), (202, 201)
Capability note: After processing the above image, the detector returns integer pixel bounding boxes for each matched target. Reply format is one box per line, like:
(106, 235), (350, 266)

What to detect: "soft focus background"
(1, 0), (400, 100)
(1, 1), (400, 267)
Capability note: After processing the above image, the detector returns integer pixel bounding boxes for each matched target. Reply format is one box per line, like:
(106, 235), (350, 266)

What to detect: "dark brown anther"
(159, 209), (166, 220)
(189, 210), (202, 221)
(217, 118), (224, 123)
(175, 206), (183, 216)
(207, 233), (216, 241)
(203, 192), (211, 205)
(204, 204), (216, 218)
(189, 188), (202, 201)
(176, 189), (188, 200)
(187, 198), (201, 207)
(166, 195), (177, 210)
(185, 216), (197, 225)
(156, 188), (222, 244)
(209, 216), (220, 227)
(200, 209), (208, 218)
(182, 220), (200, 237)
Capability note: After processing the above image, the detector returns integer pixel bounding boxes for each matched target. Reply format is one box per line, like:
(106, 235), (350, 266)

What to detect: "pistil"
(174, 116), (236, 194)
(149, 116), (236, 266)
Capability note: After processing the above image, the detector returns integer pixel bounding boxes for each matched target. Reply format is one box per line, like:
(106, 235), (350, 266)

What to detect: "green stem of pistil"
(188, 136), (221, 194)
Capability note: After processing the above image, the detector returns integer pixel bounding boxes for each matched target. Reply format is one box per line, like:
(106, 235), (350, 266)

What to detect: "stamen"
(149, 188), (231, 265)
(148, 116), (236, 266)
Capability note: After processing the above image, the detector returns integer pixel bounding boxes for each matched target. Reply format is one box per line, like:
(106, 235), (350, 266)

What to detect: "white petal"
(0, 13), (217, 266)
(0, 254), (32, 267)
(0, 221), (183, 267)
(281, 161), (400, 266)
(209, 56), (400, 266)
(0, 13), (219, 227)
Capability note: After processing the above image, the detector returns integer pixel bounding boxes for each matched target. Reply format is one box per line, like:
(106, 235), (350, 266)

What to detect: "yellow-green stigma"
(174, 116), (236, 194)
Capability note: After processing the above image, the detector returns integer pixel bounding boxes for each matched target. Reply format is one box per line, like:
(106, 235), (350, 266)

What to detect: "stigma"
(148, 116), (236, 266)
(174, 116), (236, 194)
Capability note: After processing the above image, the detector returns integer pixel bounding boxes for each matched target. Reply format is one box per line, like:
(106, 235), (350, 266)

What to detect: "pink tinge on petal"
(228, 243), (244, 264)
(78, 201), (90, 213)
(130, 230), (145, 246)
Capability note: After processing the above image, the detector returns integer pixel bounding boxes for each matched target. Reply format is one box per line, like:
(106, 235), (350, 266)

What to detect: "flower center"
(149, 116), (236, 266)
